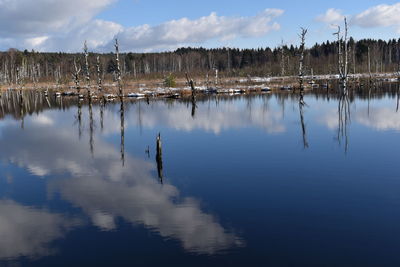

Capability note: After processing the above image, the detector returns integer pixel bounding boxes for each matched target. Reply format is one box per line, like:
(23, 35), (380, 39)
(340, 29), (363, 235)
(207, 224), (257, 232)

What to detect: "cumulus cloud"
(316, 8), (345, 25)
(317, 3), (400, 33)
(352, 3), (400, 32)
(41, 19), (123, 52)
(0, 0), (115, 37)
(110, 9), (284, 52)
(0, 0), (117, 51)
(0, 3), (283, 52)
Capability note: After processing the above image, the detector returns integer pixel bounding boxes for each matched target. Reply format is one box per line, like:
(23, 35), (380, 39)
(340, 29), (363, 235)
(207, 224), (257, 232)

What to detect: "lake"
(1, 85), (400, 266)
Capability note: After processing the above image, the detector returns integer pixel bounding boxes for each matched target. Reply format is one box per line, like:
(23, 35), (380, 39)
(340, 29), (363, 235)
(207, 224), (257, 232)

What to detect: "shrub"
(164, 73), (176, 88)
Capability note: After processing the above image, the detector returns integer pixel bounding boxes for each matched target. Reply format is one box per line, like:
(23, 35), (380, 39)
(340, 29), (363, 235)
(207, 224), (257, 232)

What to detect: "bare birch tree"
(115, 39), (123, 98)
(73, 58), (81, 94)
(83, 41), (91, 98)
(96, 56), (103, 91)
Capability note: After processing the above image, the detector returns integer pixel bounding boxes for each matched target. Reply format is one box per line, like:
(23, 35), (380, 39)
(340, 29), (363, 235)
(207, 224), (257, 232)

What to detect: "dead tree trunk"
(344, 18), (349, 86)
(368, 46), (373, 83)
(73, 58), (81, 95)
(334, 18), (349, 89)
(96, 56), (103, 91)
(83, 41), (91, 98)
(281, 40), (285, 77)
(298, 28), (308, 91)
(115, 39), (123, 98)
(215, 68), (219, 87)
(185, 73), (197, 117)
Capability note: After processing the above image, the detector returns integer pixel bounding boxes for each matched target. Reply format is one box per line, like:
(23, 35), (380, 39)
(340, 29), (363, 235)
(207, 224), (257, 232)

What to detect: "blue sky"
(96, 0), (399, 48)
(0, 0), (399, 52)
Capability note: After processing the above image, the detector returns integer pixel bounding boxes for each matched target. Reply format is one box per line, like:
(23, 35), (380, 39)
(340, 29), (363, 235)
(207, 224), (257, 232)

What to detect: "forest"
(0, 38), (399, 85)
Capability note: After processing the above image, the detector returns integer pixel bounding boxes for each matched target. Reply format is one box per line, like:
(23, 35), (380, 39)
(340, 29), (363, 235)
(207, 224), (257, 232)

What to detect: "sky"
(0, 0), (399, 53)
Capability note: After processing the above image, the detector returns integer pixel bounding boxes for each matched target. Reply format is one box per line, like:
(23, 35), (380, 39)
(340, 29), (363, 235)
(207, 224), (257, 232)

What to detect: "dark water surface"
(1, 87), (400, 266)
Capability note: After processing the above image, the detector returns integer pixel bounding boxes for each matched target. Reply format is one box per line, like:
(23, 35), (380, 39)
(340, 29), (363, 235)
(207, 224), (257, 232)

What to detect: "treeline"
(1, 38), (400, 85)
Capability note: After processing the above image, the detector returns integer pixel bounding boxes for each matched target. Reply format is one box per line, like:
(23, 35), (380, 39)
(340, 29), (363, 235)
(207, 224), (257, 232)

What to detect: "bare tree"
(368, 46), (372, 81)
(83, 41), (91, 98)
(333, 17), (349, 88)
(115, 39), (123, 98)
(280, 40), (286, 77)
(298, 28), (308, 91)
(96, 56), (103, 91)
(72, 58), (81, 94)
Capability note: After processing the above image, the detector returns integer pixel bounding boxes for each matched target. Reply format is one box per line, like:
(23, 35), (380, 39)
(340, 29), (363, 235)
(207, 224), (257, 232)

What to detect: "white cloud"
(316, 8), (345, 25)
(111, 9), (283, 52)
(0, 0), (115, 37)
(0, 0), (117, 51)
(352, 3), (400, 32)
(41, 20), (123, 52)
(0, 5), (283, 52)
(25, 36), (49, 48)
(317, 3), (400, 33)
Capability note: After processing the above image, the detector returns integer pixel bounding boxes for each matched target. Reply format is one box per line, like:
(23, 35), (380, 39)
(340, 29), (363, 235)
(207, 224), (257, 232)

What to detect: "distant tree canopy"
(1, 38), (400, 85)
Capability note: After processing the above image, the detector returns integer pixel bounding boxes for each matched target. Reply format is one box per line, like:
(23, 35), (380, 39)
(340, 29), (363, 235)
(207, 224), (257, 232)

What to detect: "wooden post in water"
(185, 73), (197, 117)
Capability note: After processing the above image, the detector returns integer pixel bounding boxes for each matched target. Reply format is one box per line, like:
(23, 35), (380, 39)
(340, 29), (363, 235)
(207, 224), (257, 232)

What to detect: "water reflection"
(0, 106), (243, 257)
(156, 133), (164, 182)
(2, 85), (400, 263)
(299, 91), (309, 148)
(338, 86), (351, 152)
(396, 83), (400, 112)
(0, 200), (80, 260)
(120, 100), (125, 166)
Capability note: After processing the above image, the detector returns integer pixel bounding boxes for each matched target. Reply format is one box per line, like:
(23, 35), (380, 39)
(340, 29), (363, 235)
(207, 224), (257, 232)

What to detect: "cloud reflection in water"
(0, 115), (243, 256)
